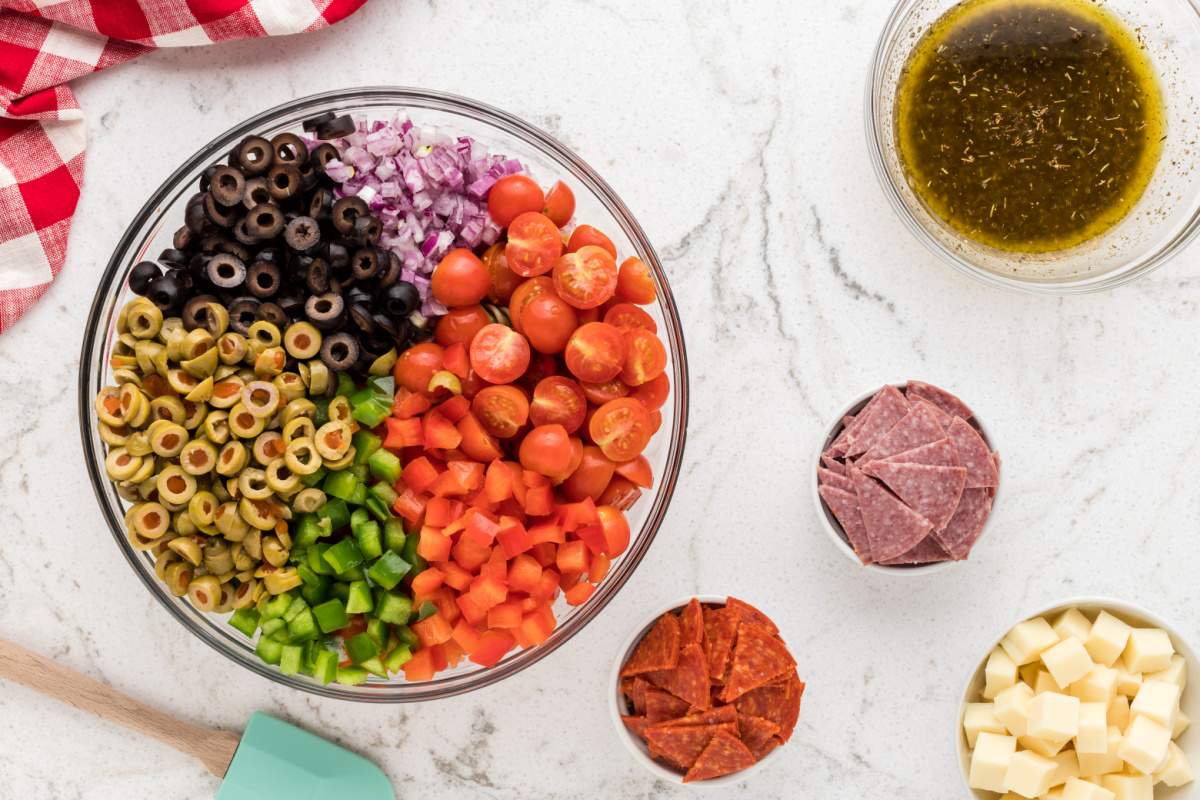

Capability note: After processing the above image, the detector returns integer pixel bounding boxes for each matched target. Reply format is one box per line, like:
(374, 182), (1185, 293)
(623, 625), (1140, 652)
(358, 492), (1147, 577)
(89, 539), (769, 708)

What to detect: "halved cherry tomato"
(483, 242), (522, 303)
(598, 475), (641, 511)
(554, 245), (617, 310)
(632, 372), (669, 411)
(518, 424), (573, 477)
(505, 212), (563, 278)
(521, 293), (577, 354)
(554, 436), (584, 482)
(649, 408), (663, 433)
(562, 445), (616, 502)
(508, 276), (555, 334)
(530, 376), (587, 433)
(619, 328), (668, 386)
(469, 324), (530, 385)
(457, 412), (503, 462)
(615, 256), (657, 304)
(564, 322), (625, 383)
(580, 377), (630, 405)
(614, 454), (653, 488)
(566, 224), (617, 258)
(471, 385), (529, 439)
(603, 302), (657, 334)
(543, 180), (576, 227)
(393, 342), (445, 395)
(432, 249), (489, 307)
(597, 505), (631, 557)
(488, 175), (544, 228)
(588, 398), (653, 462)
(435, 305), (491, 346)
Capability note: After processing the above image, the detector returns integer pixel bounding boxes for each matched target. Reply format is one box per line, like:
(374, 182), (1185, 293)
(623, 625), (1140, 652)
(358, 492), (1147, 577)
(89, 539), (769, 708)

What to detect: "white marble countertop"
(3, 1), (1200, 797)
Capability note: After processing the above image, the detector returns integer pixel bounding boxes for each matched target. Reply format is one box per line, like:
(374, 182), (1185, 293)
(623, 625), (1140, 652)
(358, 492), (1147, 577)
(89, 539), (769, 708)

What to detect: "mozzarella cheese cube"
(1118, 715), (1171, 775)
(1153, 741), (1194, 788)
(1043, 637), (1095, 688)
(1043, 788), (1065, 800)
(1004, 618), (1061, 666)
(1050, 750), (1080, 788)
(1122, 629), (1174, 674)
(1115, 668), (1142, 698)
(1075, 702), (1108, 754)
(1036, 671), (1065, 695)
(1098, 773), (1152, 800)
(987, 647), (1021, 699)
(964, 702), (1006, 748)
(1061, 777), (1116, 800)
(1071, 665), (1119, 704)
(1053, 608), (1093, 643)
(1086, 612), (1132, 667)
(1006, 750), (1060, 798)
(1021, 662), (1043, 687)
(1077, 726), (1124, 777)
(1108, 695), (1130, 731)
(1020, 734), (1070, 758)
(1028, 692), (1080, 741)
(996, 683), (1036, 737)
(1129, 678), (1181, 729)
(1173, 708), (1190, 738)
(1145, 654), (1186, 690)
(971, 731), (1017, 792)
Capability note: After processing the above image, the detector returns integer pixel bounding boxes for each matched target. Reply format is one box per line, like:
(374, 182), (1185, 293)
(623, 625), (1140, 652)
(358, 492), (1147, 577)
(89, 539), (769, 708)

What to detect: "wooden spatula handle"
(0, 637), (241, 778)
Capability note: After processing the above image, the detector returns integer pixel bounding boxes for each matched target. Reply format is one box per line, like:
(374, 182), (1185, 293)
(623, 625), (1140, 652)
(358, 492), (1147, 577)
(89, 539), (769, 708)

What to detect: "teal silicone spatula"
(0, 637), (394, 799)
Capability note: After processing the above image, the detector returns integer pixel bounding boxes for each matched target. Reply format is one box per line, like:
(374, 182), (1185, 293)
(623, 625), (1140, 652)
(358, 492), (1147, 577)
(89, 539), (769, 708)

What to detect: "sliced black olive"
(182, 294), (218, 330)
(307, 187), (334, 220)
(284, 216), (321, 252)
(350, 247), (381, 280)
(209, 165), (246, 206)
(172, 226), (194, 252)
(158, 248), (187, 268)
(185, 197), (209, 234)
(371, 312), (398, 338)
(146, 273), (184, 312)
(379, 281), (419, 318)
(207, 253), (247, 289)
(298, 160), (319, 192)
(256, 302), (288, 327)
(331, 196), (368, 235)
(324, 241), (350, 269)
(305, 258), (330, 294)
(349, 303), (375, 334)
(215, 239), (251, 263)
(241, 177), (272, 210)
(266, 165), (301, 201)
(352, 214), (382, 244)
(246, 260), (282, 299)
(198, 164), (219, 193)
(235, 136), (273, 176)
(276, 294), (304, 317)
(232, 218), (260, 246)
(198, 234), (226, 253)
(128, 261), (161, 295)
(360, 329), (393, 357)
(304, 292), (345, 331)
(378, 251), (403, 288)
(204, 193), (238, 228)
(316, 114), (355, 140)
(302, 112), (336, 132)
(310, 143), (341, 173)
(345, 285), (373, 306)
(256, 246), (281, 264)
(319, 332), (360, 372)
(227, 297), (260, 335)
(270, 132), (308, 166)
(245, 204), (285, 239)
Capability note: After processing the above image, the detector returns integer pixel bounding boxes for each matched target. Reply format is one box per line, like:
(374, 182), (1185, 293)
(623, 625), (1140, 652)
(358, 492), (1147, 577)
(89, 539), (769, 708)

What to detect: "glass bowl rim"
(78, 86), (690, 702)
(864, 0), (1200, 295)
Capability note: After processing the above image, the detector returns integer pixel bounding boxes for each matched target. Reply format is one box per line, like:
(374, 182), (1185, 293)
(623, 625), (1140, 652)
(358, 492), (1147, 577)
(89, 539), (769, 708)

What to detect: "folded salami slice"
(825, 414), (856, 457)
(849, 465), (933, 562)
(860, 461), (967, 531)
(858, 402), (946, 463)
(946, 416), (999, 488)
(934, 487), (993, 559)
(817, 485), (873, 564)
(820, 454), (846, 474)
(844, 385), (910, 458)
(906, 380), (974, 421)
(879, 437), (959, 468)
(817, 466), (854, 493)
(878, 535), (950, 565)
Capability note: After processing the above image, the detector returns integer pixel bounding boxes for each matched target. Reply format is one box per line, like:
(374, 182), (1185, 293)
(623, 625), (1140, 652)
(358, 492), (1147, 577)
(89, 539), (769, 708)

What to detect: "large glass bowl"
(866, 0), (1200, 293)
(79, 88), (689, 702)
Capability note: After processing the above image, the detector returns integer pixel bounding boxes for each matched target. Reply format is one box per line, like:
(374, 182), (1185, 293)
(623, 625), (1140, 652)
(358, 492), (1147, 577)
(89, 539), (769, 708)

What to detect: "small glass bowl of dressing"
(866, 0), (1200, 293)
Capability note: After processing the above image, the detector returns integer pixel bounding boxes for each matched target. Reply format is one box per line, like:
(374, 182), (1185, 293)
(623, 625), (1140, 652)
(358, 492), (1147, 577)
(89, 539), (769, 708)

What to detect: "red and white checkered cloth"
(0, 0), (368, 333)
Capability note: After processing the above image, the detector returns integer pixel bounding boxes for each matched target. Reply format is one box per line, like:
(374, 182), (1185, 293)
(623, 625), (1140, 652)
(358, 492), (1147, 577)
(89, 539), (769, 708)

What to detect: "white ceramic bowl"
(813, 383), (999, 576)
(608, 595), (783, 788)
(957, 596), (1199, 799)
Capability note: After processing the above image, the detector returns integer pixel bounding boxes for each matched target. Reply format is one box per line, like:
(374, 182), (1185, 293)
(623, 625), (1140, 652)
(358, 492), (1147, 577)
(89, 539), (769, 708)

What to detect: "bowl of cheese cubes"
(959, 598), (1196, 799)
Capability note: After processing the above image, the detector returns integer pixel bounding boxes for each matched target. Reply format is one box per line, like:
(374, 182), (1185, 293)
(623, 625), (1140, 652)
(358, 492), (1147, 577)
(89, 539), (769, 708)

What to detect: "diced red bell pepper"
(523, 470), (551, 489)
(531, 542), (558, 568)
(496, 517), (532, 558)
(429, 587), (461, 625)
(507, 554), (543, 593)
(392, 488), (428, 524)
(443, 342), (469, 379)
(441, 561), (473, 592)
(576, 522), (608, 556)
(503, 461), (527, 507)
(401, 647), (435, 681)
(480, 547), (508, 581)
(423, 411), (462, 450)
(487, 600), (524, 629)
(383, 416), (423, 449)
(564, 582), (596, 606)
(402, 456), (441, 494)
(412, 613), (454, 648)
(523, 484), (554, 516)
(437, 394), (470, 422)
(392, 388), (432, 420)
(442, 639), (466, 668)
(425, 497), (464, 528)
(559, 570), (583, 592)
(469, 629), (516, 668)
(455, 592), (488, 626)
(484, 460), (513, 503)
(518, 604), (556, 647)
(466, 574), (508, 611)
(452, 535), (492, 573)
(556, 540), (589, 575)
(530, 568), (561, 602)
(588, 552), (612, 584)
(559, 497), (598, 531)
(448, 460), (485, 493)
(429, 644), (448, 672)
(528, 521), (564, 545)
(430, 469), (469, 498)
(411, 567), (445, 597)
(417, 527), (452, 562)
(451, 619), (484, 654)
(614, 455), (653, 488)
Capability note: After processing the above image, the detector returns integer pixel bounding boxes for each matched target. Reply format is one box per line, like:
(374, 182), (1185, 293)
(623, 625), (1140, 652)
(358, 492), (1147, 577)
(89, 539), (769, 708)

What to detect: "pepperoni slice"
(733, 670), (805, 742)
(645, 688), (691, 722)
(620, 612), (681, 677)
(659, 704), (738, 727)
(647, 643), (711, 709)
(720, 622), (796, 703)
(645, 722), (739, 772)
(621, 715), (653, 741)
(679, 598), (704, 648)
(682, 729), (757, 783)
(737, 713), (782, 760)
(702, 607), (740, 681)
(724, 597), (779, 635)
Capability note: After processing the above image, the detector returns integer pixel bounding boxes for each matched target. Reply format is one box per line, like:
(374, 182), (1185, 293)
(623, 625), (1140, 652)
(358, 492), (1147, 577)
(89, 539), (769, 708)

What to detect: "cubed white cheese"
(987, 646), (1021, 700)
(1117, 715), (1171, 775)
(1036, 671), (1064, 695)
(1098, 772), (1152, 800)
(1129, 678), (1180, 729)
(1108, 695), (1130, 731)
(1173, 708), (1190, 738)
(1071, 665), (1118, 704)
(1043, 787), (1065, 800)
(1153, 741), (1194, 788)
(996, 683), (1036, 737)
(1021, 662), (1043, 688)
(1003, 618), (1061, 666)
(1006, 750), (1060, 798)
(1115, 668), (1142, 698)
(1019, 734), (1070, 758)
(1076, 726), (1123, 777)
(1086, 611), (1132, 667)
(1043, 637), (1095, 688)
(1050, 749), (1080, 788)
(1075, 702), (1108, 754)
(971, 731), (1017, 793)
(1061, 777), (1116, 800)
(964, 702), (1006, 748)
(1144, 654), (1186, 690)
(1053, 608), (1093, 643)
(1122, 629), (1174, 674)
(1028, 692), (1080, 741)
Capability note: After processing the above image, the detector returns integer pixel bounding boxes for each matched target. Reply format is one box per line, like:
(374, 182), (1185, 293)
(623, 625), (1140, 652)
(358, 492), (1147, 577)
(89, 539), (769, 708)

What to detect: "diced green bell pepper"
(323, 471), (360, 502)
(350, 508), (370, 535)
(228, 608), (260, 638)
(282, 596), (308, 624)
(364, 496), (390, 524)
(312, 648), (338, 685)
(401, 532), (426, 574)
(307, 543), (334, 576)
(359, 656), (388, 678)
(356, 521), (383, 560)
(369, 481), (399, 508)
(293, 513), (331, 548)
(322, 538), (364, 573)
(345, 632), (380, 664)
(345, 580), (374, 614)
(300, 465), (328, 488)
(367, 448), (402, 485)
(367, 551), (411, 591)
(255, 636), (284, 665)
(261, 592), (294, 620)
(335, 666), (368, 686)
(384, 644), (413, 673)
(353, 430), (382, 465)
(348, 481), (368, 506)
(279, 644), (303, 675)
(416, 600), (438, 621)
(260, 617), (286, 638)
(287, 609), (318, 642)
(312, 598), (349, 634)
(365, 618), (387, 648)
(375, 591), (413, 625)
(317, 497), (350, 531)
(351, 395), (392, 428)
(383, 519), (407, 555)
(394, 625), (419, 649)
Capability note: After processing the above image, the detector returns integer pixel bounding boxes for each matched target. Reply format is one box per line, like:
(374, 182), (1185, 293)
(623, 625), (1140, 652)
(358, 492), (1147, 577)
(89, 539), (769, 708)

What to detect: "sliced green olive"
(112, 368), (142, 388)
(306, 360), (331, 395)
(261, 566), (302, 595)
(215, 440), (248, 476)
(149, 421), (188, 458)
(104, 448), (142, 481)
(127, 525), (160, 552)
(209, 376), (245, 409)
(133, 340), (165, 375)
(241, 381), (279, 418)
(156, 465), (197, 505)
(253, 346), (286, 378)
(182, 328), (216, 361)
(231, 579), (259, 609)
(323, 447), (356, 471)
(168, 536), (204, 566)
(126, 456), (157, 485)
(131, 502), (170, 539)
(217, 332), (248, 365)
(264, 458), (300, 495)
(154, 549), (180, 580)
(163, 562), (194, 596)
(214, 501), (249, 541)
(166, 368), (200, 395)
(182, 347), (218, 379)
(124, 430), (152, 457)
(213, 364), (238, 381)
(247, 320), (281, 347)
(173, 511), (198, 536)
(127, 302), (163, 339)
(149, 395), (185, 424)
(186, 574), (222, 611)
(282, 321), (321, 359)
(239, 497), (278, 531)
(202, 410), (230, 444)
(98, 422), (130, 447)
(261, 534), (288, 567)
(227, 403), (266, 439)
(252, 431), (285, 465)
(203, 539), (234, 575)
(200, 302), (229, 337)
(230, 543), (254, 573)
(237, 468), (273, 501)
(181, 399), (206, 430)
(292, 487), (326, 513)
(328, 395), (351, 423)
(281, 398), (316, 425)
(179, 439), (217, 475)
(95, 387), (125, 426)
(283, 437), (321, 475)
(242, 529), (262, 560)
(273, 371), (306, 403)
(314, 420), (352, 461)
(368, 347), (398, 377)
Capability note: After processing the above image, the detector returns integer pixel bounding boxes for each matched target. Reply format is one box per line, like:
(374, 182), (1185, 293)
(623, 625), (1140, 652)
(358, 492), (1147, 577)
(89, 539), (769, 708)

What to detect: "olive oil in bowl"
(895, 0), (1165, 253)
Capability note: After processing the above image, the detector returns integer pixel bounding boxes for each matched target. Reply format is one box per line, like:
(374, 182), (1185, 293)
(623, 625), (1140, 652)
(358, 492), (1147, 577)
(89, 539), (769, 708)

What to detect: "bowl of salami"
(814, 381), (1000, 573)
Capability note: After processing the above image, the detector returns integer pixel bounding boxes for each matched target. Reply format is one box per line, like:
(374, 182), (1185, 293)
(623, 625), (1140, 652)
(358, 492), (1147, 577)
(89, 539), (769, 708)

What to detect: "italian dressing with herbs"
(895, 0), (1165, 253)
